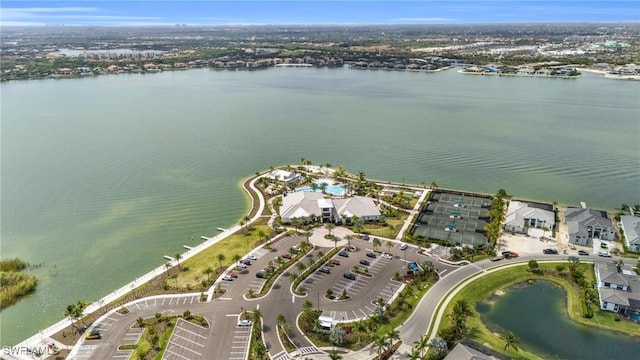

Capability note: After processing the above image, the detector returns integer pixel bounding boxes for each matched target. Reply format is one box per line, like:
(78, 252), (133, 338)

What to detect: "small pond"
(476, 281), (640, 359)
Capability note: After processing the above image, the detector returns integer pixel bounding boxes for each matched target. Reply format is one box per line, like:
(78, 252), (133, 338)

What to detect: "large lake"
(1, 68), (638, 345)
(477, 281), (640, 359)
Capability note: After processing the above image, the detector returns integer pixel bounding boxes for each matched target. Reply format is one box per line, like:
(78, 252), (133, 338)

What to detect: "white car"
(222, 275), (233, 281)
(381, 253), (393, 260)
(399, 243), (408, 250)
(236, 263), (248, 269)
(246, 254), (257, 260)
(237, 320), (252, 327)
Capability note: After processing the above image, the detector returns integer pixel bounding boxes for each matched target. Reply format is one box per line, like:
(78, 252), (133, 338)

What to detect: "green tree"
(174, 253), (182, 270)
(428, 337), (448, 358)
(384, 329), (400, 352)
(372, 237), (382, 252)
(325, 222), (336, 236)
(413, 334), (430, 358)
(204, 266), (214, 281)
(64, 300), (88, 341)
(328, 348), (343, 360)
(217, 253), (226, 269)
(373, 334), (387, 358)
(528, 259), (539, 271)
(385, 241), (393, 255)
(504, 331), (520, 352)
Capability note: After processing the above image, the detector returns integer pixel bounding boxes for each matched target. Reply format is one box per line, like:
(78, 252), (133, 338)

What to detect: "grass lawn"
(436, 263), (618, 360)
(176, 225), (274, 288)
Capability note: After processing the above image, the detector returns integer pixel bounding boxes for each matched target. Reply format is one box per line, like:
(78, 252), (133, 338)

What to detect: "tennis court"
(411, 190), (492, 248)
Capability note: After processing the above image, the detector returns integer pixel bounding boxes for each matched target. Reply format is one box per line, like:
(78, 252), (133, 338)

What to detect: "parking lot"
(411, 190), (491, 248)
(162, 318), (208, 360)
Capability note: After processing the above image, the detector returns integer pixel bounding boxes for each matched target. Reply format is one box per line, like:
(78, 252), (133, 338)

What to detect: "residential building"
(564, 208), (615, 246)
(279, 192), (381, 224)
(619, 215), (640, 252)
(595, 262), (640, 316)
(445, 341), (510, 360)
(504, 201), (555, 234)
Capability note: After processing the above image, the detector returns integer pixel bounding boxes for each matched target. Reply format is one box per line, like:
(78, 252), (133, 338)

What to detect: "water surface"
(1, 68), (638, 345)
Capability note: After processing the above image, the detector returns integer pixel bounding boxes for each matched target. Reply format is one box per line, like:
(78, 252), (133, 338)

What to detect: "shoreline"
(8, 164), (634, 356)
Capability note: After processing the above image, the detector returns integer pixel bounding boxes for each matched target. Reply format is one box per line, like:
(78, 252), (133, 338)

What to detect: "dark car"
(281, 253), (292, 259)
(338, 251), (349, 257)
(543, 248), (558, 254)
(256, 271), (265, 279)
(239, 259), (252, 265)
(318, 266), (330, 274)
(359, 259), (371, 266)
(330, 259), (340, 265)
(343, 272), (356, 280)
(366, 252), (377, 258)
(578, 250), (589, 256)
(362, 234), (370, 241)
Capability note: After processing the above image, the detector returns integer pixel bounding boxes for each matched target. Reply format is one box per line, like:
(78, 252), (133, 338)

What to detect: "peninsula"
(8, 164), (639, 360)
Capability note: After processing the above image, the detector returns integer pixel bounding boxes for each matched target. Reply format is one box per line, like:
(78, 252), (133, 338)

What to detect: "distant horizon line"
(5, 20), (640, 27)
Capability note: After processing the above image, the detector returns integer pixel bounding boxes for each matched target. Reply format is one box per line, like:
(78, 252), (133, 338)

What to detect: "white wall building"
(504, 201), (555, 234)
(279, 192), (381, 224)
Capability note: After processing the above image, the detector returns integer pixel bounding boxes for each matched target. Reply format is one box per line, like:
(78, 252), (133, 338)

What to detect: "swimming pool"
(297, 182), (346, 196)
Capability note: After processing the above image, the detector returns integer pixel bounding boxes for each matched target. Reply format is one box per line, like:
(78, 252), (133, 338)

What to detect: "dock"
(217, 227), (227, 232)
(183, 245), (193, 250)
(163, 255), (175, 261)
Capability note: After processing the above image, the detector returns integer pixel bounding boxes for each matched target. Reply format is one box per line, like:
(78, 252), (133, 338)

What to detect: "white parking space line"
(163, 347), (191, 360)
(171, 333), (205, 347)
(175, 326), (208, 340)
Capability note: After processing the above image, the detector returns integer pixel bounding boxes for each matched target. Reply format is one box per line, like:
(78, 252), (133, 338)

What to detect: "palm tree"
(328, 349), (342, 360)
(385, 241), (393, 255)
(429, 181), (438, 189)
(333, 236), (341, 249)
(244, 215), (251, 231)
(373, 334), (387, 359)
(384, 329), (400, 352)
(232, 254), (241, 266)
(504, 331), (520, 352)
(320, 182), (328, 194)
(64, 301), (87, 340)
(216, 253), (226, 270)
(204, 266), (213, 281)
(174, 253), (182, 270)
(408, 347), (422, 360)
(372, 237), (382, 252)
(344, 234), (353, 248)
(304, 231), (312, 244)
(413, 334), (429, 358)
(325, 222), (336, 236)
(252, 308), (262, 323)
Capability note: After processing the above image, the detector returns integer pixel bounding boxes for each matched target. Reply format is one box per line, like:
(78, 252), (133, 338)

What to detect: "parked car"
(366, 252), (377, 258)
(381, 253), (393, 260)
(399, 243), (408, 250)
(318, 266), (330, 274)
(281, 253), (292, 259)
(239, 259), (251, 265)
(598, 251), (611, 257)
(256, 271), (265, 279)
(292, 246), (301, 253)
(343, 272), (356, 280)
(578, 250), (589, 256)
(85, 330), (101, 340)
(237, 320), (252, 327)
(246, 254), (257, 260)
(338, 251), (349, 257)
(236, 263), (248, 269)
(330, 259), (340, 266)
(543, 248), (558, 254)
(222, 275), (234, 281)
(359, 259), (371, 266)
(227, 271), (238, 278)
(362, 234), (370, 241)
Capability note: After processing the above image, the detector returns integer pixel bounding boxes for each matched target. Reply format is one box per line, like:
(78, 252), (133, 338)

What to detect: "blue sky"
(1, 1), (638, 26)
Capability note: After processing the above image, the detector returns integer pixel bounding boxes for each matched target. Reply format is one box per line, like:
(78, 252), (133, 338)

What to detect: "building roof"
(334, 197), (381, 218)
(280, 192), (324, 219)
(280, 193), (380, 220)
(505, 201), (555, 228)
(565, 208), (613, 237)
(597, 263), (629, 287)
(596, 263), (640, 310)
(620, 215), (640, 246)
(445, 343), (504, 360)
(265, 169), (300, 182)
